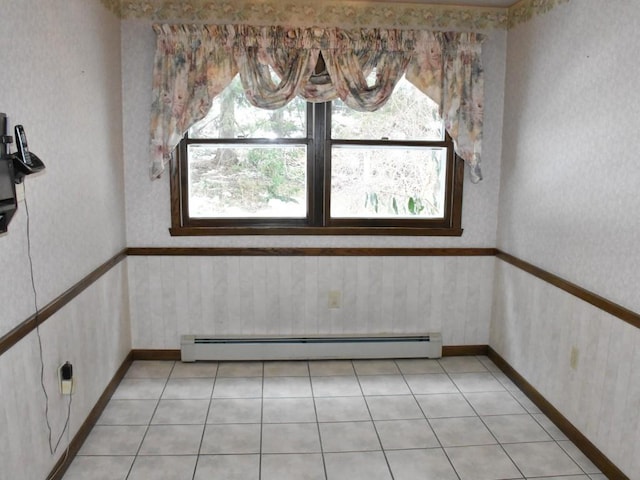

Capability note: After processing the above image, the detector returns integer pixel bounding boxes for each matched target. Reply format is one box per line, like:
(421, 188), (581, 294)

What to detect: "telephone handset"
(15, 125), (32, 166)
(12, 124), (45, 180)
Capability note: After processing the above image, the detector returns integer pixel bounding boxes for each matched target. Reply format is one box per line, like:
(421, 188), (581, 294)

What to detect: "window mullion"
(323, 102), (332, 227)
(309, 102), (329, 227)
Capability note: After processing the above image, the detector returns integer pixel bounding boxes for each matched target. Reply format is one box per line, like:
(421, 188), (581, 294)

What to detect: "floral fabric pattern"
(407, 32), (485, 182)
(149, 25), (485, 181)
(150, 25), (238, 177)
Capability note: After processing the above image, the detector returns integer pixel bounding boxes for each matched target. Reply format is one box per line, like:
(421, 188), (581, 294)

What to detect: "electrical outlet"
(569, 346), (579, 370)
(59, 362), (74, 395)
(328, 290), (342, 309)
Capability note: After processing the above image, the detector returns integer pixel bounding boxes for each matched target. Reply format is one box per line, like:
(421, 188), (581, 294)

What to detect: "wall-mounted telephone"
(0, 113), (46, 233)
(12, 124), (45, 182)
(0, 113), (17, 233)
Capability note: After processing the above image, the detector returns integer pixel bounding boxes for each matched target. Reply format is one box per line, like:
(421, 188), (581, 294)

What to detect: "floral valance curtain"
(150, 24), (485, 182)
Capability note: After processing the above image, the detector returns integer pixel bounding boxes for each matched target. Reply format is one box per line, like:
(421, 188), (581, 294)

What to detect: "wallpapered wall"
(498, 0), (640, 315)
(494, 2), (640, 478)
(0, 0), (130, 478)
(0, 0), (127, 336)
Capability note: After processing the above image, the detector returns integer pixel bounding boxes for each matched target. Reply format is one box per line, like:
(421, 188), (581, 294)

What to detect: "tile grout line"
(309, 360), (329, 480)
(431, 359), (477, 479)
(191, 361), (219, 480)
(354, 360), (397, 480)
(125, 361), (176, 480)
(399, 358), (462, 480)
(258, 362), (264, 480)
(457, 363), (529, 480)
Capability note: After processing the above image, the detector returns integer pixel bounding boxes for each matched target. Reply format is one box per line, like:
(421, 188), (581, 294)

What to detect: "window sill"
(169, 226), (464, 236)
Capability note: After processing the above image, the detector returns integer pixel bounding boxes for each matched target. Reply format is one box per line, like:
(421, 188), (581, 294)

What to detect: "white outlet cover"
(328, 290), (342, 308)
(16, 183), (25, 203)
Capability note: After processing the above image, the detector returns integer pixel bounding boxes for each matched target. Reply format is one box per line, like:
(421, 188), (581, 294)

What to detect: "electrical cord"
(45, 397), (72, 480)
(22, 181), (73, 477)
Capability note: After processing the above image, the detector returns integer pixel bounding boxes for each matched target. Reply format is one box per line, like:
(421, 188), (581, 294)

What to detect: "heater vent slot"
(181, 334), (442, 362)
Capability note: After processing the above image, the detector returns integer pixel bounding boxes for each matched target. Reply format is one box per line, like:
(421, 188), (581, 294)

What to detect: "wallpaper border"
(99, 0), (570, 30)
(507, 0), (570, 28)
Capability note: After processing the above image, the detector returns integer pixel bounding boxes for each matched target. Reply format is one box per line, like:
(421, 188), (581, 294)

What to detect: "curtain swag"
(150, 24), (485, 182)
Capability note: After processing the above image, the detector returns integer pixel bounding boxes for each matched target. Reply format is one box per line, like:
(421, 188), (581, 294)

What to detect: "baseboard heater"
(180, 333), (442, 362)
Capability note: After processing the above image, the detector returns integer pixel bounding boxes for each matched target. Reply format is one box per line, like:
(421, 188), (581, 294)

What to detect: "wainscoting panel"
(128, 255), (495, 350)
(491, 260), (640, 478)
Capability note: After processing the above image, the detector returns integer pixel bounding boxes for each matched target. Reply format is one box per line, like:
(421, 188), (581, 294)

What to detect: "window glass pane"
(189, 77), (307, 139)
(330, 146), (447, 218)
(188, 144), (307, 218)
(331, 76), (444, 141)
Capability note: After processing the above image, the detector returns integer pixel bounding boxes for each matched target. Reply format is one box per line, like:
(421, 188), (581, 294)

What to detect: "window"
(170, 76), (464, 236)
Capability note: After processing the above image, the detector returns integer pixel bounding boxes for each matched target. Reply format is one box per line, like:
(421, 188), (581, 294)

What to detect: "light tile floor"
(62, 356), (605, 480)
